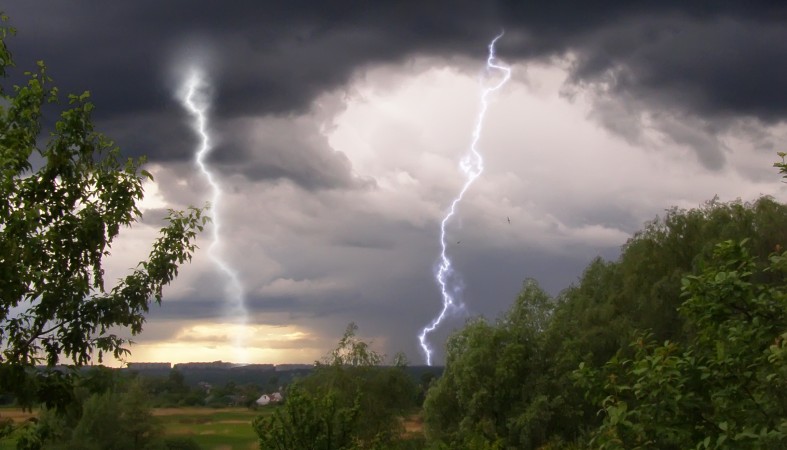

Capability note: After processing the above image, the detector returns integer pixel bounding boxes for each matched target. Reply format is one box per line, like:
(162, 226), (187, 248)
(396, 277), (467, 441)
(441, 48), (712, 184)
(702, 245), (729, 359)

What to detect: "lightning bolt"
(181, 68), (250, 363)
(418, 32), (511, 366)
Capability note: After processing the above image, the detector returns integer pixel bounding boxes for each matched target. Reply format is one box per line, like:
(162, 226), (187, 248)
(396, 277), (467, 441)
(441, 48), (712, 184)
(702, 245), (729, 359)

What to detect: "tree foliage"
(538, 196), (787, 446)
(423, 280), (554, 449)
(775, 152), (787, 181)
(253, 323), (418, 449)
(579, 240), (787, 449)
(0, 15), (206, 407)
(253, 384), (361, 450)
(423, 192), (787, 449)
(12, 371), (164, 450)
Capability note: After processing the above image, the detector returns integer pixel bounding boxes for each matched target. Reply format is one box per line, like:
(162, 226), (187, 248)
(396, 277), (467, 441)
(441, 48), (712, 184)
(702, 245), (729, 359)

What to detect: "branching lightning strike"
(418, 33), (511, 366)
(181, 69), (249, 363)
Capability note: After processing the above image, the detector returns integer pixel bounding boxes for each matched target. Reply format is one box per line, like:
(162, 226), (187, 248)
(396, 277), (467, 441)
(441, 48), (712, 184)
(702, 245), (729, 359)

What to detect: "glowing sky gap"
(181, 69), (250, 363)
(418, 32), (512, 366)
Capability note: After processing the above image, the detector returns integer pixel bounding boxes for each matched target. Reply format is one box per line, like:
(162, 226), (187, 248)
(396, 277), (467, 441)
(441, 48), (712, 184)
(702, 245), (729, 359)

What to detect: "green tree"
(253, 385), (361, 450)
(423, 280), (554, 449)
(0, 15), (206, 408)
(534, 196), (787, 446)
(253, 324), (418, 449)
(75, 380), (162, 450)
(578, 240), (787, 449)
(23, 378), (165, 450)
(422, 194), (787, 449)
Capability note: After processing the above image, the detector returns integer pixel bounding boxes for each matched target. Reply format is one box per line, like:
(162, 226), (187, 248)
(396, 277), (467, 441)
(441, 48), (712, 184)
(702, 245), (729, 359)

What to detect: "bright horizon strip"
(181, 68), (250, 364)
(418, 32), (512, 366)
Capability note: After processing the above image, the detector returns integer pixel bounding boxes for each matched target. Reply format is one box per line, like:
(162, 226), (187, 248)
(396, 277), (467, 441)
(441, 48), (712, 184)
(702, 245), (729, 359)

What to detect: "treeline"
(423, 196), (787, 449)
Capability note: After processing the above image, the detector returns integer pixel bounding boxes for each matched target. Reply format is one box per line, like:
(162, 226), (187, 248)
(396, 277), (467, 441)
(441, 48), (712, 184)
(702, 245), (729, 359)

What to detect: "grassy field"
(0, 406), (423, 449)
(156, 406), (266, 450)
(0, 406), (267, 450)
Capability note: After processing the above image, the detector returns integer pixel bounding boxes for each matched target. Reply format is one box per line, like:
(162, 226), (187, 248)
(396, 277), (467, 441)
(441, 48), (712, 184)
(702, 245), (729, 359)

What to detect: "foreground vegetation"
(423, 195), (787, 449)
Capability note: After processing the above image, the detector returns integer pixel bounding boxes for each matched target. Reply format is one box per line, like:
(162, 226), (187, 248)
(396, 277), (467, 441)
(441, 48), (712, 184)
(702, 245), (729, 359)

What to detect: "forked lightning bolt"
(181, 69), (249, 363)
(418, 33), (511, 366)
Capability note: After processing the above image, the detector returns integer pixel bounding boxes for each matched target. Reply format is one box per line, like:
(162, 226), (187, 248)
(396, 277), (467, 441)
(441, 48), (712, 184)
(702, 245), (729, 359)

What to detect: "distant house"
(255, 392), (283, 406)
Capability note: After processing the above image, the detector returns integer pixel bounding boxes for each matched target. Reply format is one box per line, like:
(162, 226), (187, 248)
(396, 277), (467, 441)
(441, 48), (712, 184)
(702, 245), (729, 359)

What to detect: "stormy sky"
(5, 1), (787, 365)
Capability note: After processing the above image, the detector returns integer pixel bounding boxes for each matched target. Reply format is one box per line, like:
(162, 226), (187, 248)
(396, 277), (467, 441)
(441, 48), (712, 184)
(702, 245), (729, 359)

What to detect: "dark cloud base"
(4, 1), (785, 178)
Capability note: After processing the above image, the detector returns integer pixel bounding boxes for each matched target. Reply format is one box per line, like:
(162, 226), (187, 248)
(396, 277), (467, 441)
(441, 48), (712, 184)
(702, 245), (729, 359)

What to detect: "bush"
(163, 436), (202, 450)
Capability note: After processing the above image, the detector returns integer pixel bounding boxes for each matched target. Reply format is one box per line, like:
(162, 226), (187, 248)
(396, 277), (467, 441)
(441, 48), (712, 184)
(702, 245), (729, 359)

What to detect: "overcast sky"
(5, 1), (787, 366)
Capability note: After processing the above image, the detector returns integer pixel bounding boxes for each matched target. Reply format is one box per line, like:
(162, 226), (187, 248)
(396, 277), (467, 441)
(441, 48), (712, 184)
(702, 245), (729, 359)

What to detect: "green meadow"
(0, 407), (270, 450)
(157, 407), (267, 450)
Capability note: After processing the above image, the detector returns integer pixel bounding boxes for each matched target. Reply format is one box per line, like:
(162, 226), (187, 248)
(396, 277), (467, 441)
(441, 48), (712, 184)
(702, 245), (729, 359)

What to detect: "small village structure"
(255, 392), (283, 406)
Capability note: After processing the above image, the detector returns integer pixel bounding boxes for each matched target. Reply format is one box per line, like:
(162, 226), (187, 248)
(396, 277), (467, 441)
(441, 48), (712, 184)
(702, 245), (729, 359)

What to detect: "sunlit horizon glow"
(100, 324), (320, 366)
(418, 32), (512, 366)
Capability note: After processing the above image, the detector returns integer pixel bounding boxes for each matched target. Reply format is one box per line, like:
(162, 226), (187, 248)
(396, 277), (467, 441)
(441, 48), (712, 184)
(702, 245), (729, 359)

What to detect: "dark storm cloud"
(567, 17), (787, 121)
(5, 1), (785, 173)
(2, 1), (496, 120)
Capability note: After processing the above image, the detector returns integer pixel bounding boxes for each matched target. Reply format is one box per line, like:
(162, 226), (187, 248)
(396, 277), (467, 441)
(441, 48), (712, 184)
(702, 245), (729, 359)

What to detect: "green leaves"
(423, 280), (555, 449)
(253, 385), (362, 450)
(774, 152), (787, 182)
(0, 17), (205, 405)
(582, 240), (787, 448)
(254, 325), (416, 449)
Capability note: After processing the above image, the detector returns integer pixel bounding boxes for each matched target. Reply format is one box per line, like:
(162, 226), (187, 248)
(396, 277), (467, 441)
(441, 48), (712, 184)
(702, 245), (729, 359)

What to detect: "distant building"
(174, 361), (234, 370)
(256, 392), (283, 406)
(127, 362), (172, 370)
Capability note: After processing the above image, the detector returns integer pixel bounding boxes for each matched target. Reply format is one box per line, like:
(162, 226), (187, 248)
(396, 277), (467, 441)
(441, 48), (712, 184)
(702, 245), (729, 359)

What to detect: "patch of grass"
(0, 406), (426, 449)
(0, 406), (272, 450)
(157, 407), (274, 450)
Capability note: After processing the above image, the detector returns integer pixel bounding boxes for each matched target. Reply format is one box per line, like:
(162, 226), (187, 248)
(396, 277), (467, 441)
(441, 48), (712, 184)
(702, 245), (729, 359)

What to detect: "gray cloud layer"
(5, 1), (786, 176)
